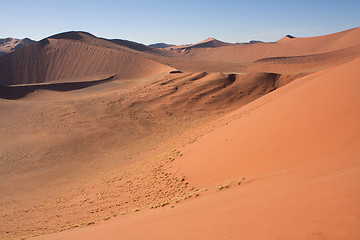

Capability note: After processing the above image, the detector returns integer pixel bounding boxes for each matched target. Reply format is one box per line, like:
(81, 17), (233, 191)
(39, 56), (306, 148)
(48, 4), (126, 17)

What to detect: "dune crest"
(30, 56), (360, 240)
(0, 27), (359, 240)
(0, 33), (172, 85)
(155, 27), (360, 74)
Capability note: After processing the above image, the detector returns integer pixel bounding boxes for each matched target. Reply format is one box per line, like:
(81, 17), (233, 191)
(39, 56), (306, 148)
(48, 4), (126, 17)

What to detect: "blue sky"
(1, 0), (359, 45)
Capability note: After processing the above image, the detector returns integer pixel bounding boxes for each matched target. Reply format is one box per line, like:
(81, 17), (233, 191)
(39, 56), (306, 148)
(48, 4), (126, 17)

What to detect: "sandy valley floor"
(0, 28), (360, 240)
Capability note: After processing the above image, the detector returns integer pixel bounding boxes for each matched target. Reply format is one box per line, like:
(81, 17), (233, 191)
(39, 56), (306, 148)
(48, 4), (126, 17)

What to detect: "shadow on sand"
(0, 74), (116, 100)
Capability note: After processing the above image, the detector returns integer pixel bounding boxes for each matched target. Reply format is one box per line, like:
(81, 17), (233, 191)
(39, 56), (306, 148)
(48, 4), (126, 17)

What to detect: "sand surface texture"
(0, 28), (359, 240)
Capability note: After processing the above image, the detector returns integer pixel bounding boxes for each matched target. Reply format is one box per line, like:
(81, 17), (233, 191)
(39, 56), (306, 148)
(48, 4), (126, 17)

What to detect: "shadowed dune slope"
(149, 43), (175, 49)
(129, 72), (303, 112)
(0, 74), (116, 99)
(0, 33), (172, 85)
(31, 57), (360, 240)
(48, 31), (160, 54)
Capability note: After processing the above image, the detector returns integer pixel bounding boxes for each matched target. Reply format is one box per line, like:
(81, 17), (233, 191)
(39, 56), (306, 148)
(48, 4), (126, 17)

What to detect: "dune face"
(0, 27), (360, 240)
(151, 27), (360, 74)
(107, 38), (160, 53)
(29, 50), (360, 240)
(0, 32), (171, 85)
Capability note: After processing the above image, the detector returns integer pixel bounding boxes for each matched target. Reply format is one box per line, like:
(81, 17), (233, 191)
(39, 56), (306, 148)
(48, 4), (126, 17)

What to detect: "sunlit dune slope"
(31, 57), (360, 240)
(183, 27), (360, 62)
(0, 27), (359, 240)
(156, 27), (360, 73)
(0, 68), (303, 239)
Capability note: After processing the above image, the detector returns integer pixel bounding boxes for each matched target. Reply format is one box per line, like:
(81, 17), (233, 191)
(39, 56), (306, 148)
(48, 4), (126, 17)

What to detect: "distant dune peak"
(149, 43), (175, 48)
(47, 31), (96, 40)
(277, 34), (297, 42)
(198, 37), (229, 45)
(171, 37), (231, 50)
(285, 34), (296, 39)
(195, 37), (232, 47)
(201, 37), (217, 42)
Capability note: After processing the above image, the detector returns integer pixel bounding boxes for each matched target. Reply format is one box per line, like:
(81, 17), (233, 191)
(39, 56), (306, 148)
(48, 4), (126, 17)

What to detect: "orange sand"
(0, 27), (359, 240)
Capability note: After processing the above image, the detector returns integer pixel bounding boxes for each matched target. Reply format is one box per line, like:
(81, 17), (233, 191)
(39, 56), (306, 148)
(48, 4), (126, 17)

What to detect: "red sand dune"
(0, 32), (172, 85)
(0, 28), (359, 240)
(157, 27), (360, 73)
(183, 27), (360, 62)
(170, 37), (232, 50)
(31, 56), (360, 240)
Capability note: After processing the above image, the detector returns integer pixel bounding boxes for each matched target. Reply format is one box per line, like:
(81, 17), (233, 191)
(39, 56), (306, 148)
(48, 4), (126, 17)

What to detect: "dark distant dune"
(149, 43), (176, 49)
